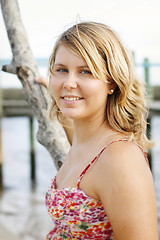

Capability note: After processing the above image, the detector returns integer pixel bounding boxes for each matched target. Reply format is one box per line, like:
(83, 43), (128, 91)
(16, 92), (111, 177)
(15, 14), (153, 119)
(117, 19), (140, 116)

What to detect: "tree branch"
(0, 0), (69, 169)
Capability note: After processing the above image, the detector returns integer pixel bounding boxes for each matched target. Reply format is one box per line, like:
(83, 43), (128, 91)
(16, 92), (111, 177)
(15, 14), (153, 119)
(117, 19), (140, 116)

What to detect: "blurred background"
(0, 0), (160, 239)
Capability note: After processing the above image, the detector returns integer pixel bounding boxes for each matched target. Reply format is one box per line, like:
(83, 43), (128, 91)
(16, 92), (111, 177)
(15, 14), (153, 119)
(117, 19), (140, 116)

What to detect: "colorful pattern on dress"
(45, 139), (148, 239)
(46, 177), (114, 240)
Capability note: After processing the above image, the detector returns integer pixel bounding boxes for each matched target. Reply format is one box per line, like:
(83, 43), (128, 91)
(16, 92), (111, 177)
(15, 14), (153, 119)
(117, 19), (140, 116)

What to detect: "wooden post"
(0, 121), (3, 189)
(144, 58), (153, 100)
(132, 51), (136, 65)
(147, 116), (152, 171)
(29, 117), (36, 182)
(144, 58), (152, 170)
(0, 74), (3, 189)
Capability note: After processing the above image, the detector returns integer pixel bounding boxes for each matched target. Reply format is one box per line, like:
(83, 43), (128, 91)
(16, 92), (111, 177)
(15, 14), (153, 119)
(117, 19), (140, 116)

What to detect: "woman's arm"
(36, 76), (74, 145)
(96, 141), (158, 240)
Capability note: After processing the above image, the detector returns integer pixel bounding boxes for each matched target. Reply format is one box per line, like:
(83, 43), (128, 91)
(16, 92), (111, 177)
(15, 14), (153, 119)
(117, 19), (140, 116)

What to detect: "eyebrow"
(54, 63), (89, 68)
(52, 64), (65, 70)
(54, 64), (65, 66)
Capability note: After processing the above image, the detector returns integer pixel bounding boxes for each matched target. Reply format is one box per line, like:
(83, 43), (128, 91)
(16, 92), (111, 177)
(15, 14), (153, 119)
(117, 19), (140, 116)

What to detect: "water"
(0, 117), (57, 240)
(152, 116), (160, 237)
(0, 116), (160, 239)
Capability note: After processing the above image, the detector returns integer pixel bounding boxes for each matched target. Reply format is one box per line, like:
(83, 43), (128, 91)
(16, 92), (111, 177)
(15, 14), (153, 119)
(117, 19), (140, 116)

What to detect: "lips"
(61, 96), (83, 101)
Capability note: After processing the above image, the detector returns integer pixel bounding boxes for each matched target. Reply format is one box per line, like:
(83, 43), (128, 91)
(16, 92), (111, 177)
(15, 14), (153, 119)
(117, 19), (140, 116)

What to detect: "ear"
(108, 82), (117, 95)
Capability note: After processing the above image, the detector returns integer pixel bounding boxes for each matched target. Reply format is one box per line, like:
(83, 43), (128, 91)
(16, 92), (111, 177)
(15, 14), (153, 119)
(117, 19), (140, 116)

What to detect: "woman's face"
(49, 45), (112, 121)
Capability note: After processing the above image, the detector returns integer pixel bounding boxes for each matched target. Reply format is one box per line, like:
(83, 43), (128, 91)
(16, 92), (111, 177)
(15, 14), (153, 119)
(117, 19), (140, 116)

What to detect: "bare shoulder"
(96, 140), (150, 180)
(96, 140), (154, 202)
(95, 140), (158, 239)
(96, 140), (153, 197)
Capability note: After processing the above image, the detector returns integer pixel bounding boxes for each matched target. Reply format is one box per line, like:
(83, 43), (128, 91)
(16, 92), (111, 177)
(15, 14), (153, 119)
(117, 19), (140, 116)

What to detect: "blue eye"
(81, 70), (92, 74)
(57, 68), (68, 73)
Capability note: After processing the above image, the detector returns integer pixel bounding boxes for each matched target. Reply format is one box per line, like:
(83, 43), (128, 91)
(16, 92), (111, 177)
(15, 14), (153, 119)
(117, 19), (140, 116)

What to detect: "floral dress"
(45, 139), (148, 239)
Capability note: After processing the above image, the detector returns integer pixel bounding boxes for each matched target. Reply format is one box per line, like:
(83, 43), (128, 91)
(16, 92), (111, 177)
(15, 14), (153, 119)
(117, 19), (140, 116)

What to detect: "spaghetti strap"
(77, 139), (148, 188)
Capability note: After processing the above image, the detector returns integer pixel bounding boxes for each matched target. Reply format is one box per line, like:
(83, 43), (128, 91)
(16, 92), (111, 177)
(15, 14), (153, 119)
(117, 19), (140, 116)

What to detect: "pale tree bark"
(0, 0), (69, 169)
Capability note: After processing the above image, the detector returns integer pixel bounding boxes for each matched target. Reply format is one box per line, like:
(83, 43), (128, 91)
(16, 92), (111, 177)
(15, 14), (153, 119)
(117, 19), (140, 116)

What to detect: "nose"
(63, 73), (77, 89)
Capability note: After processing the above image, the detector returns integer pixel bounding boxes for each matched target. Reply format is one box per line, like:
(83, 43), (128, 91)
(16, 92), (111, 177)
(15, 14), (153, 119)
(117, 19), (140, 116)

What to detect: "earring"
(110, 89), (114, 93)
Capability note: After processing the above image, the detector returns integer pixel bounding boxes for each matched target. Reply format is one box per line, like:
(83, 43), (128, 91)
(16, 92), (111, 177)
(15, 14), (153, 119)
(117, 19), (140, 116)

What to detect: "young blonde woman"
(39, 22), (158, 239)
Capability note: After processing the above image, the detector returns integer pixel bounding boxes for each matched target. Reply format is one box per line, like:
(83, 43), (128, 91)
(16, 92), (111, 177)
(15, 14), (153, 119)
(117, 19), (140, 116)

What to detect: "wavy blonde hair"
(49, 21), (152, 150)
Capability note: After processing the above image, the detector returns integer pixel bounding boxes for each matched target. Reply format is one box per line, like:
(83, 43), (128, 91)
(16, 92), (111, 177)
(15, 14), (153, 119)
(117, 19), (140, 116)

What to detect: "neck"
(72, 115), (113, 146)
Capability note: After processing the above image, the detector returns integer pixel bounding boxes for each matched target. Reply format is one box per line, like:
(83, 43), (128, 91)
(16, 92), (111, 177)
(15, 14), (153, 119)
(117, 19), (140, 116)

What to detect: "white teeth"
(63, 97), (81, 101)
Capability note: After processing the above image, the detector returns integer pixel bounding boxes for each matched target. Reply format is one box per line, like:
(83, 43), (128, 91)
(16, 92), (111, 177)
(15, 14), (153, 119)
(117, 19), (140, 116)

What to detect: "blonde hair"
(49, 21), (152, 150)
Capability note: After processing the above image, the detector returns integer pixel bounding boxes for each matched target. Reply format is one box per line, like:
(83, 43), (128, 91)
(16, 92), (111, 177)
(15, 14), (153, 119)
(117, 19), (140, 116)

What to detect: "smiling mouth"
(62, 96), (83, 101)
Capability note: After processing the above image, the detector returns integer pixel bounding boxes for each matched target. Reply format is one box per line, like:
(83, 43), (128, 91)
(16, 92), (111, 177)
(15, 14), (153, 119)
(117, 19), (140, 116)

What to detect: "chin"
(63, 114), (80, 120)
(62, 110), (80, 120)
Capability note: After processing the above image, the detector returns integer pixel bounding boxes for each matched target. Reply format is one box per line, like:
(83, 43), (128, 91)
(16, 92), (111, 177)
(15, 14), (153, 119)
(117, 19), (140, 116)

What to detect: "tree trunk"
(0, 0), (69, 170)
